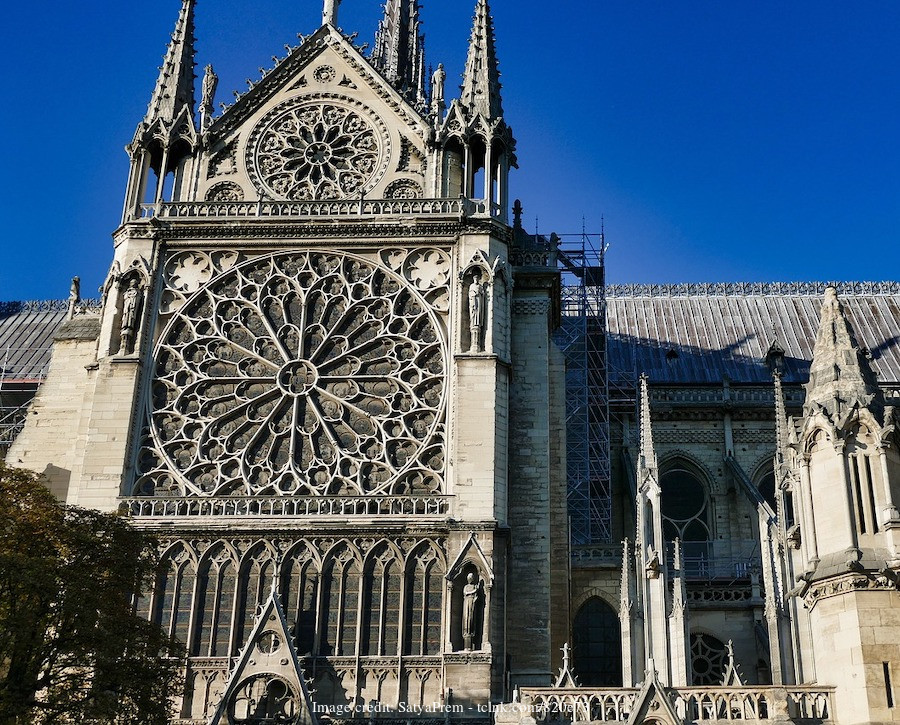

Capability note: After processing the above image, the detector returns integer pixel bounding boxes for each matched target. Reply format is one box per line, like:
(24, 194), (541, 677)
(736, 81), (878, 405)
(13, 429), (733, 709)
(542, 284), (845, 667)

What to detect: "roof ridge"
(605, 281), (900, 298)
(0, 300), (102, 316)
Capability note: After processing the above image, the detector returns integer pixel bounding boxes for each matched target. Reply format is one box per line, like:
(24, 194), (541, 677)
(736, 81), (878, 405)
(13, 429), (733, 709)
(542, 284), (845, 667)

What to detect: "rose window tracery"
(250, 96), (388, 201)
(137, 251), (446, 497)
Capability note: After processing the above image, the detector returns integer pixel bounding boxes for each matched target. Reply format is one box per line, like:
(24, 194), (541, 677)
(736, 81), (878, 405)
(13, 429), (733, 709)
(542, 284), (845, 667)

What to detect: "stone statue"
(462, 571), (481, 651)
(200, 64), (218, 129)
(120, 278), (142, 354)
(67, 276), (81, 319)
(468, 271), (485, 353)
(431, 63), (446, 115)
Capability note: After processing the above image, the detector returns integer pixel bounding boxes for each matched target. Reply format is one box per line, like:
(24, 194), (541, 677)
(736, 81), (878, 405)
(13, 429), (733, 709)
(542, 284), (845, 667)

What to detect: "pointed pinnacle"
(805, 286), (880, 412)
(144, 0), (197, 127)
(461, 0), (504, 120)
(639, 374), (658, 475)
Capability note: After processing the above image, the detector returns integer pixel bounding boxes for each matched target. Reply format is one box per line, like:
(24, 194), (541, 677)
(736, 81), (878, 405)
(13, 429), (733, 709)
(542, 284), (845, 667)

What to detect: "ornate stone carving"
(384, 178), (423, 199)
(313, 65), (337, 83)
(379, 247), (451, 312)
(248, 95), (389, 201)
(207, 140), (238, 178)
(206, 181), (244, 202)
(138, 250), (446, 497)
(119, 278), (144, 355)
(462, 572), (482, 651)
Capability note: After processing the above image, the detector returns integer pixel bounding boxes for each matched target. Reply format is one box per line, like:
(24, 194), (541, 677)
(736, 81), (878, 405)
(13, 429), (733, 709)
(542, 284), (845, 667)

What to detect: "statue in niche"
(119, 278), (143, 355)
(462, 571), (483, 651)
(467, 271), (486, 353)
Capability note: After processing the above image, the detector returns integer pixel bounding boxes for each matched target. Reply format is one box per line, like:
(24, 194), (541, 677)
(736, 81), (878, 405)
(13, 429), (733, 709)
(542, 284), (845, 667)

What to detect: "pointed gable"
(461, 0), (504, 121)
(197, 25), (432, 203)
(208, 592), (317, 725)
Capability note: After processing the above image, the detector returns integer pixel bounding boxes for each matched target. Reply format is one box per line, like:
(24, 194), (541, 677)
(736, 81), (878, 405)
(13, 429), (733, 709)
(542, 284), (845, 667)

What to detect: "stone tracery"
(137, 250), (446, 497)
(249, 96), (389, 201)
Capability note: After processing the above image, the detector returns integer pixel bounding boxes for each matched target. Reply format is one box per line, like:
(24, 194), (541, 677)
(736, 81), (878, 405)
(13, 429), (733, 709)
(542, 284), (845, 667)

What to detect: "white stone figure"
(431, 63), (446, 115)
(462, 571), (481, 651)
(468, 271), (485, 353)
(200, 64), (218, 130)
(120, 278), (142, 354)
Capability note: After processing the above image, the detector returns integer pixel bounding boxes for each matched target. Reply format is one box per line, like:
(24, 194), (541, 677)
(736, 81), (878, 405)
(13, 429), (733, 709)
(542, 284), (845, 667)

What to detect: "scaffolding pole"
(554, 231), (611, 544)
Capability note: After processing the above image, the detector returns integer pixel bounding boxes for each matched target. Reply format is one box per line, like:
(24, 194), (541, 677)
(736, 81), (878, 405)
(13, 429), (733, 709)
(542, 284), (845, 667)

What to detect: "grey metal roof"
(0, 301), (99, 383)
(606, 283), (900, 386)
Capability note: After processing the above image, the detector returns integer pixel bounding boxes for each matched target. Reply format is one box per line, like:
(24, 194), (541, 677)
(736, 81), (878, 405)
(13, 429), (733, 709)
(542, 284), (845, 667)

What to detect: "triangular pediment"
(208, 592), (317, 725)
(446, 532), (494, 582)
(626, 667), (683, 725)
(196, 25), (432, 203)
(208, 25), (429, 144)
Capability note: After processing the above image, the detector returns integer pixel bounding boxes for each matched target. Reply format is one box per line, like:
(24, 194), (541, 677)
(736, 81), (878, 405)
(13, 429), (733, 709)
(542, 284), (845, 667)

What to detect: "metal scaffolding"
(554, 231), (611, 544)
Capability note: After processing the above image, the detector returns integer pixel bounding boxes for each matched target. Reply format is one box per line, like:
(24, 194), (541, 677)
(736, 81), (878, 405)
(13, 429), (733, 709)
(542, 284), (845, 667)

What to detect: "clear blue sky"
(1, 1), (898, 301)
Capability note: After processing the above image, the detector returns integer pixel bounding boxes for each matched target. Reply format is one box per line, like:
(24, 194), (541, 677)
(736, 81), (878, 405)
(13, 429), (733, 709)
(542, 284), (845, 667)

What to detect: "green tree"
(0, 463), (183, 724)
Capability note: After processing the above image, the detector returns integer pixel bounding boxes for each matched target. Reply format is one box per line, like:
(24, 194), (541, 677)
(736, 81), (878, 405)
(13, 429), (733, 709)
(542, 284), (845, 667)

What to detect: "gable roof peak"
(461, 0), (504, 120)
(143, 0), (197, 130)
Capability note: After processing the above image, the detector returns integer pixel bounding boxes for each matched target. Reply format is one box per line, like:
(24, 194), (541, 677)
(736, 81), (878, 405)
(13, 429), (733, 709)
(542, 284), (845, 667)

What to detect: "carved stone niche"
(114, 268), (147, 356)
(458, 264), (491, 355)
(449, 563), (485, 652)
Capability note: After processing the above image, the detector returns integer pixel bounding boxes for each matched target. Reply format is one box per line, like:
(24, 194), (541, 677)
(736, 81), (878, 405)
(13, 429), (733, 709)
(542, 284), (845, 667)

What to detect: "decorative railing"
(647, 386), (805, 408)
(571, 545), (624, 567)
(521, 686), (834, 723)
(121, 495), (452, 518)
(0, 299), (102, 316)
(668, 540), (762, 581)
(139, 197), (503, 221)
(606, 281), (900, 298)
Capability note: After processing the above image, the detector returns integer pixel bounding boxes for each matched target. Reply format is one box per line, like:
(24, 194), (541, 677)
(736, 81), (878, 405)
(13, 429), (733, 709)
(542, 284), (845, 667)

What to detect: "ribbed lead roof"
(606, 284), (900, 385)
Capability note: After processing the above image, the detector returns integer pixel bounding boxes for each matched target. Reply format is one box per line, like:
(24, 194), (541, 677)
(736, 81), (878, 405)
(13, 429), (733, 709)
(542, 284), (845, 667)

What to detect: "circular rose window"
(142, 251), (446, 497)
(249, 96), (389, 200)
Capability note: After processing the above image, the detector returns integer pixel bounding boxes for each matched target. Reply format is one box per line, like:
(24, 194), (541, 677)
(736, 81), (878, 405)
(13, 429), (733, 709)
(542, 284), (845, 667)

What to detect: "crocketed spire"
(372, 0), (427, 105)
(460, 0), (504, 120)
(143, 0), (196, 128)
(805, 286), (880, 414)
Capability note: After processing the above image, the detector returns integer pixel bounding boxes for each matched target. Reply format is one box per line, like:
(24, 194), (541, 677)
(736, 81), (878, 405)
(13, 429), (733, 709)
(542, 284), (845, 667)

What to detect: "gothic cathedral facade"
(5, 1), (900, 724)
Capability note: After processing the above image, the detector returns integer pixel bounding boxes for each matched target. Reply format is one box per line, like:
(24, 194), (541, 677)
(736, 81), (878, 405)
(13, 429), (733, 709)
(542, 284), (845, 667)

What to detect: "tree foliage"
(0, 464), (183, 724)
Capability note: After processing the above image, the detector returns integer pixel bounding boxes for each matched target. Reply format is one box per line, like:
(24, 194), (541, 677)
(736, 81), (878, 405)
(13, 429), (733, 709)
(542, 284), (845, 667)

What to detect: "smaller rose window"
(250, 97), (388, 201)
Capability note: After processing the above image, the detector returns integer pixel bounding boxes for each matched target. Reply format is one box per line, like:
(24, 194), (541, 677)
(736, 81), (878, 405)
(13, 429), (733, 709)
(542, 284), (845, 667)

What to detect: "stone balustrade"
(519, 685), (834, 723)
(139, 197), (501, 221)
(120, 495), (452, 518)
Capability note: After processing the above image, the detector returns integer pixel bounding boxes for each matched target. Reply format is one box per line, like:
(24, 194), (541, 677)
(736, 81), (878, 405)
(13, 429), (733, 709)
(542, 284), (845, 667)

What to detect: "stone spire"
(143, 0), (197, 128)
(638, 374), (658, 478)
(805, 286), (880, 415)
(372, 0), (427, 105)
(460, 0), (504, 120)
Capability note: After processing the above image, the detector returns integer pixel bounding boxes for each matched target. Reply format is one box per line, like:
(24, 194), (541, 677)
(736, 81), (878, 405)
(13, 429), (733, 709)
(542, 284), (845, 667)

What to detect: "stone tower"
(8, 0), (568, 721)
(781, 286), (900, 724)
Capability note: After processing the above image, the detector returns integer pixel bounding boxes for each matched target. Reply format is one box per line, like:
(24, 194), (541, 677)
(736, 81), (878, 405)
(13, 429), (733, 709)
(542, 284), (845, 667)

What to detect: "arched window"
(660, 459), (712, 573)
(404, 546), (444, 656)
(754, 463), (778, 512)
(235, 547), (274, 654)
(361, 545), (400, 656)
(319, 545), (360, 657)
(690, 632), (729, 685)
(149, 545), (195, 645)
(193, 546), (237, 657)
(281, 545), (318, 656)
(572, 598), (622, 686)
(847, 426), (881, 537)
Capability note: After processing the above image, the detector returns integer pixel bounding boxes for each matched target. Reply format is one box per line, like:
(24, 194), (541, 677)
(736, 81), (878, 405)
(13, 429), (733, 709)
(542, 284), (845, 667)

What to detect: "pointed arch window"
(404, 547), (444, 656)
(660, 459), (712, 575)
(235, 548), (274, 654)
(362, 546), (401, 656)
(572, 598), (622, 686)
(847, 426), (881, 536)
(319, 546), (361, 657)
(149, 546), (195, 645)
(193, 548), (237, 657)
(281, 546), (319, 656)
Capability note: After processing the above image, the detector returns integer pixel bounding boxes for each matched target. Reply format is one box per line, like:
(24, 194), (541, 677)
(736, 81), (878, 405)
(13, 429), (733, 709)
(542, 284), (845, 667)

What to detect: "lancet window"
(320, 545), (361, 656)
(847, 426), (880, 536)
(147, 545), (195, 645)
(572, 597), (622, 687)
(193, 547), (238, 657)
(362, 545), (401, 656)
(236, 547), (275, 649)
(403, 546), (444, 656)
(281, 546), (319, 656)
